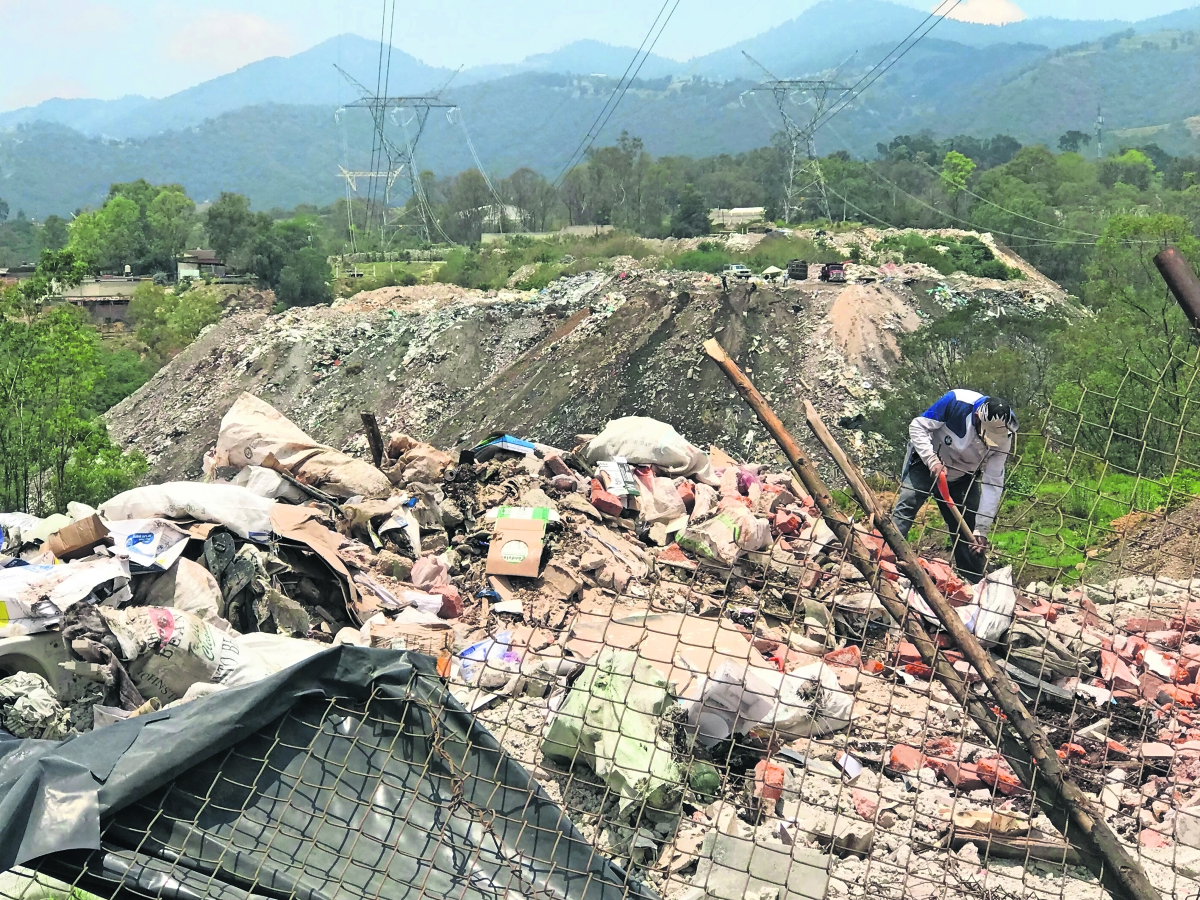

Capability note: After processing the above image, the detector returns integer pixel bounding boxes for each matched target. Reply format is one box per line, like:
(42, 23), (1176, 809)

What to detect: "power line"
(812, 0), (963, 136)
(552, 0), (680, 188)
(914, 158), (1106, 239)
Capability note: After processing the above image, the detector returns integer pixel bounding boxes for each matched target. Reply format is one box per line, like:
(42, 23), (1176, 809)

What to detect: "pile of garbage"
(6, 391), (1200, 900)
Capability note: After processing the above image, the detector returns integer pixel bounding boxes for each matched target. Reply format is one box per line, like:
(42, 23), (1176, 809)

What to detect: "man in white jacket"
(890, 389), (1017, 583)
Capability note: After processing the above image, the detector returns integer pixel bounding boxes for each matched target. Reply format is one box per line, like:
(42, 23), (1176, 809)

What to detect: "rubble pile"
(7, 391), (1200, 900)
(105, 249), (1074, 489)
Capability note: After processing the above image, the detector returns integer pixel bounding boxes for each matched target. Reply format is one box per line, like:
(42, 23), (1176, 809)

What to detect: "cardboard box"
(47, 515), (111, 561)
(486, 518), (546, 578)
(368, 620), (454, 655)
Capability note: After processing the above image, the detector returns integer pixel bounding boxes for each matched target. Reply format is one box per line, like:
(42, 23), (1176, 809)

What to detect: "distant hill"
(2, 9), (1200, 216)
(458, 40), (681, 85)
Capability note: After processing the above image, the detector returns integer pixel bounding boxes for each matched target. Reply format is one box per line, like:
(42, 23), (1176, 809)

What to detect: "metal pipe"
(1154, 247), (1200, 329)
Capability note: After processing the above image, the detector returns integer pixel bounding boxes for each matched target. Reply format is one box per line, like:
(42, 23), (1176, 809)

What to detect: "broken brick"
(851, 788), (878, 821)
(904, 662), (933, 679)
(824, 645), (862, 669)
(544, 455), (571, 477)
(589, 480), (624, 517)
(975, 756), (1023, 795)
(862, 659), (885, 675)
(1159, 685), (1199, 708)
(676, 480), (696, 513)
(1057, 743), (1086, 760)
(754, 759), (786, 802)
(887, 744), (926, 774)
(1147, 630), (1183, 650)
(894, 642), (922, 666)
(1126, 618), (1169, 635)
(1107, 739), (1131, 756)
(773, 510), (802, 535)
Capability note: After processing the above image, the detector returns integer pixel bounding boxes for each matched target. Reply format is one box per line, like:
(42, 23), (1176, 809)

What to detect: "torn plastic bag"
(100, 482), (274, 541)
(582, 416), (719, 485)
(0, 556), (131, 636)
(0, 646), (652, 900)
(212, 392), (391, 499)
(228, 465), (307, 502)
(542, 646), (684, 811)
(0, 512), (46, 550)
(105, 518), (190, 571)
(677, 503), (770, 566)
(904, 565), (1017, 644)
(685, 659), (853, 745)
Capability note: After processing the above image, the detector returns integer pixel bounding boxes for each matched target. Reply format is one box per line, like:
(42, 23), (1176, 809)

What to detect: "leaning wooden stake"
(703, 338), (1161, 900)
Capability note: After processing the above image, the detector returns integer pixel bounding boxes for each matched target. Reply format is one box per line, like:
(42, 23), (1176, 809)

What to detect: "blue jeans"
(890, 453), (986, 583)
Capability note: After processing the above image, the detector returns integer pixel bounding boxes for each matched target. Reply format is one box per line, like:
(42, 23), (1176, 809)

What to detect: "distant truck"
(787, 259), (809, 281)
(819, 262), (846, 283)
(721, 264), (752, 280)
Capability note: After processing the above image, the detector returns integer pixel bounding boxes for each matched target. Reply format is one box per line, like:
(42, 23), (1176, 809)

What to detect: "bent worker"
(890, 390), (1017, 583)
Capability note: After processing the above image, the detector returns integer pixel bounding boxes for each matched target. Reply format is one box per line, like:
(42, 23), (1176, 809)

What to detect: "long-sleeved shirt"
(908, 389), (1016, 535)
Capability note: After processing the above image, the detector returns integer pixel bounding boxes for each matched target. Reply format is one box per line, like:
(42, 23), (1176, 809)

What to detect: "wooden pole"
(703, 338), (1161, 900)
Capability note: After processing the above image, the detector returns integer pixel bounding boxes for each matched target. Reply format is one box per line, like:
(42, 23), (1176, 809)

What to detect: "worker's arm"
(908, 391), (958, 473)
(973, 442), (1010, 535)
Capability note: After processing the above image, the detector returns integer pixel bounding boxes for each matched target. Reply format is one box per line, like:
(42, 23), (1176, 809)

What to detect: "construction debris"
(4, 385), (1200, 900)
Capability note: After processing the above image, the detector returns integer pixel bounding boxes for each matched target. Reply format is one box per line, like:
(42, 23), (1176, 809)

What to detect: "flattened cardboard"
(486, 518), (545, 578)
(48, 515), (111, 561)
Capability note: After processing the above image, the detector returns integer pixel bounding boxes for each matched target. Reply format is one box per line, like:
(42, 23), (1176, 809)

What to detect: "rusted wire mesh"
(5, 346), (1200, 900)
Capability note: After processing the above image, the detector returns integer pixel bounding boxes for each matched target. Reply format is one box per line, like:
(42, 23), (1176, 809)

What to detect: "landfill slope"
(106, 262), (1073, 483)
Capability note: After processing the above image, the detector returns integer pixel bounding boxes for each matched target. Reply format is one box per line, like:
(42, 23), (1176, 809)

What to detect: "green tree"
(98, 195), (143, 272)
(276, 248), (334, 308)
(940, 150), (977, 214)
(127, 281), (221, 363)
(146, 187), (195, 272)
(204, 192), (271, 264)
(0, 199), (8, 222)
(1058, 131), (1092, 153)
(40, 215), (69, 251)
(670, 183), (711, 238)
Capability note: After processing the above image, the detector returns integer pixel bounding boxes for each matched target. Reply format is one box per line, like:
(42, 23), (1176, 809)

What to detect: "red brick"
(754, 760), (786, 801)
(1141, 672), (1170, 702)
(1107, 739), (1131, 756)
(1118, 635), (1148, 664)
(862, 659), (885, 675)
(927, 757), (987, 791)
(773, 510), (802, 535)
(1127, 618), (1169, 635)
(1159, 685), (1199, 707)
(851, 788), (878, 821)
(434, 586), (463, 619)
(1057, 743), (1086, 760)
(824, 645), (862, 669)
(1147, 630), (1184, 650)
(904, 662), (933, 679)
(676, 480), (696, 513)
(976, 756), (1023, 795)
(894, 642), (922, 666)
(798, 566), (823, 590)
(887, 744), (927, 774)
(544, 455), (572, 477)
(589, 480), (624, 517)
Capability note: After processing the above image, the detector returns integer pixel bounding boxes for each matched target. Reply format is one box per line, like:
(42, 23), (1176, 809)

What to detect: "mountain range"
(1, 0), (1199, 216)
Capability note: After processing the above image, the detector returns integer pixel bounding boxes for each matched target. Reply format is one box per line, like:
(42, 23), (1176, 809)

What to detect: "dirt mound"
(106, 255), (1072, 486)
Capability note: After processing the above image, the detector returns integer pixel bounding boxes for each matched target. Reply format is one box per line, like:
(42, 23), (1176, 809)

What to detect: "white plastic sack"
(212, 393), (391, 499)
(146, 558), (226, 626)
(582, 417), (718, 485)
(230, 465), (308, 502)
(685, 659), (853, 745)
(903, 565), (1016, 644)
(100, 483), (275, 540)
(97, 606), (325, 704)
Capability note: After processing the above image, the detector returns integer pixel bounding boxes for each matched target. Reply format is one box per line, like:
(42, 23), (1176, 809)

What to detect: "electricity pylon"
(335, 65), (457, 244)
(745, 53), (848, 223)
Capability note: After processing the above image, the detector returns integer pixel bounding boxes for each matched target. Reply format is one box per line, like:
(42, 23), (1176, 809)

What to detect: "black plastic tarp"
(0, 646), (655, 900)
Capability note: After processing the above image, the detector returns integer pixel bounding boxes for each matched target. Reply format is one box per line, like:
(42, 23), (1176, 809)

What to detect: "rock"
(537, 561), (583, 602)
(373, 550), (412, 581)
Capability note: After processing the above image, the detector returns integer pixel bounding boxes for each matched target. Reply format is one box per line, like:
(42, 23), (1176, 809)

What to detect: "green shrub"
(516, 263), (562, 290)
(674, 248), (733, 273)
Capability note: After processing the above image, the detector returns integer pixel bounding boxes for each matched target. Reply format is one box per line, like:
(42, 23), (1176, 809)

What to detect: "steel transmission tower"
(745, 54), (848, 223)
(335, 65), (457, 245)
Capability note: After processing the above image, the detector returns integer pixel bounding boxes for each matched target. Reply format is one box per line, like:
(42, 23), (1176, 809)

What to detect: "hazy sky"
(0, 0), (1193, 109)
